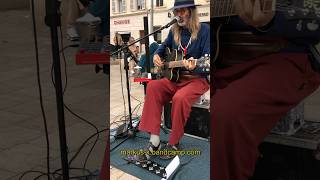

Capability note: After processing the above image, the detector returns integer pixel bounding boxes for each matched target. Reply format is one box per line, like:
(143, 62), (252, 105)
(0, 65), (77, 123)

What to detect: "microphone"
(162, 16), (180, 29)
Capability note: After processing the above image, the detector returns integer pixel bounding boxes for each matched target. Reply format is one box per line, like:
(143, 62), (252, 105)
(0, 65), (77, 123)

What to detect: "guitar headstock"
(196, 54), (211, 72)
(279, 0), (320, 31)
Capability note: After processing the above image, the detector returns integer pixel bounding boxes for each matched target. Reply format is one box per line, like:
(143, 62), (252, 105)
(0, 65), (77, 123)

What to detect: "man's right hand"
(153, 54), (164, 67)
(233, 0), (275, 28)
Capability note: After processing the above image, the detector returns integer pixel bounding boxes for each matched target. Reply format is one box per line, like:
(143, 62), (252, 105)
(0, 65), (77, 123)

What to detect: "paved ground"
(0, 10), (108, 179)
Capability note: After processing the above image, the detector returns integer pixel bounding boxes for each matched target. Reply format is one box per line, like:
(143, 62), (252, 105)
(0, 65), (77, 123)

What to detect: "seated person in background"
(113, 32), (123, 59)
(137, 36), (159, 73)
(65, 0), (88, 40)
(127, 36), (140, 75)
(66, 0), (104, 41)
(85, 0), (108, 39)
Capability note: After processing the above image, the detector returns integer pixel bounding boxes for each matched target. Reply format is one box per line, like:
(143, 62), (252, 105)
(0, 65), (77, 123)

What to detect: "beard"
(177, 15), (191, 27)
(177, 19), (188, 27)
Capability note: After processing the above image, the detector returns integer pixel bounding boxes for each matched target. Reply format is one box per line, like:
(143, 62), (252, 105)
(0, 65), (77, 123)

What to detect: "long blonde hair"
(171, 8), (200, 45)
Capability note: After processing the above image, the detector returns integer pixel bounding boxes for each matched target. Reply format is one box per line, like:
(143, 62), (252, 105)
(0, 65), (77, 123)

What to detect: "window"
(112, 0), (116, 13)
(118, 0), (126, 13)
(130, 0), (134, 10)
(137, 0), (145, 10)
(155, 0), (163, 7)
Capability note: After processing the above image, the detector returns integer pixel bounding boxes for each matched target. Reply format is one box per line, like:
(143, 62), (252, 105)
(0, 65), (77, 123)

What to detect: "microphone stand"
(45, 0), (69, 179)
(111, 18), (175, 136)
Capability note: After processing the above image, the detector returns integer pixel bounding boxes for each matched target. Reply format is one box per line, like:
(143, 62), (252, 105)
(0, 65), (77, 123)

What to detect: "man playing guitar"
(136, 0), (210, 160)
(212, 0), (320, 180)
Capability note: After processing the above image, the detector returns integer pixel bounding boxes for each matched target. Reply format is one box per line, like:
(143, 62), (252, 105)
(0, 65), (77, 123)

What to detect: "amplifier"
(163, 100), (210, 139)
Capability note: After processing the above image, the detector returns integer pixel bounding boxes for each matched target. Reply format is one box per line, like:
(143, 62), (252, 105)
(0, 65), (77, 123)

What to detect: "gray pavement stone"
(0, 126), (41, 150)
(0, 169), (16, 180)
(0, 111), (33, 129)
(5, 99), (57, 117)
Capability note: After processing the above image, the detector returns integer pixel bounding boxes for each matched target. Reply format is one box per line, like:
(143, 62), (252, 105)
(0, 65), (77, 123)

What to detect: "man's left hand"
(233, 0), (275, 27)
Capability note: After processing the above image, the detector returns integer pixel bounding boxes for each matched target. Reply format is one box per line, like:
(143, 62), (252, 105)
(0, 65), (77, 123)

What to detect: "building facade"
(110, 0), (210, 51)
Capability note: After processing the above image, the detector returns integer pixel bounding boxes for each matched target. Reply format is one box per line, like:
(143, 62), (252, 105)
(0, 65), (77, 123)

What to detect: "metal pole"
(149, 0), (154, 33)
(45, 0), (69, 179)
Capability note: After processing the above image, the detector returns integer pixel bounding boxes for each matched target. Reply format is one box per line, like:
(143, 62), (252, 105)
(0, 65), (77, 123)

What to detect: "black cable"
(30, 0), (51, 179)
(68, 128), (108, 166)
(59, 26), (68, 93)
(51, 167), (95, 179)
(63, 104), (100, 170)
(17, 170), (47, 180)
(32, 167), (95, 180)
(110, 136), (131, 152)
(25, 126), (107, 179)
(33, 173), (54, 180)
(25, 127), (110, 179)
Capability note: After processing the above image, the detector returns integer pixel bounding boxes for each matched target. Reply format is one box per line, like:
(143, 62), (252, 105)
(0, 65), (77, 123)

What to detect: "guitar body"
(160, 48), (183, 82)
(164, 68), (180, 82)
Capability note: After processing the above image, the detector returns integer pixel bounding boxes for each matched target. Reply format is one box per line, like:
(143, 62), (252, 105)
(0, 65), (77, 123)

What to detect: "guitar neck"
(165, 61), (186, 69)
(165, 60), (200, 69)
(211, 0), (275, 18)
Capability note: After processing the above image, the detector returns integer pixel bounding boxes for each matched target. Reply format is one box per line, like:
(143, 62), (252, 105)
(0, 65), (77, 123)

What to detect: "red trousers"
(212, 53), (320, 180)
(99, 143), (109, 180)
(138, 77), (209, 145)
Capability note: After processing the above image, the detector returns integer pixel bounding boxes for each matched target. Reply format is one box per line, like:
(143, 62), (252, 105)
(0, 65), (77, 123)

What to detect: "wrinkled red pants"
(211, 53), (320, 180)
(138, 77), (209, 145)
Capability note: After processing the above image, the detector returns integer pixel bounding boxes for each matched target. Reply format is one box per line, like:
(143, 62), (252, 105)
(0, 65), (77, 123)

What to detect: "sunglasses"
(173, 8), (190, 15)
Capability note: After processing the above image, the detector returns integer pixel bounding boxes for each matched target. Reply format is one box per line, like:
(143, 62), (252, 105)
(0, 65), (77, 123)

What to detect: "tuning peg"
(302, 8), (310, 16)
(307, 20), (319, 31)
(296, 20), (303, 31)
(288, 9), (296, 16)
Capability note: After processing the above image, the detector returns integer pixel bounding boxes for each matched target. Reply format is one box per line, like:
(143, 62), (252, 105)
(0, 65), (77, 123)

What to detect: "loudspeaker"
(164, 102), (210, 139)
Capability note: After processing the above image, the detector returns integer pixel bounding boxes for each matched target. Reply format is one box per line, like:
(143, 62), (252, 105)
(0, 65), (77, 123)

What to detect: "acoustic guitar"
(156, 48), (210, 82)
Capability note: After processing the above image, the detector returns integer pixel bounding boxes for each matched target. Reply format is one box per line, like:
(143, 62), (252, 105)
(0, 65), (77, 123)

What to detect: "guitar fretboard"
(165, 61), (185, 69)
(211, 0), (275, 18)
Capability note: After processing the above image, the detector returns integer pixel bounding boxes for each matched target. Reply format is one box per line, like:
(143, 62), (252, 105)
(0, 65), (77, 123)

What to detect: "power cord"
(29, 0), (50, 179)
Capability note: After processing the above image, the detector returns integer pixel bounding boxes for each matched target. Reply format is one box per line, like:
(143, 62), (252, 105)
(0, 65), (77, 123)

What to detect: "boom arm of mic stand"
(111, 25), (167, 56)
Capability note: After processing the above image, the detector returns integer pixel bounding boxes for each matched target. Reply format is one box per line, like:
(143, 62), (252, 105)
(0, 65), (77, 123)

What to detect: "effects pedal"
(123, 157), (167, 179)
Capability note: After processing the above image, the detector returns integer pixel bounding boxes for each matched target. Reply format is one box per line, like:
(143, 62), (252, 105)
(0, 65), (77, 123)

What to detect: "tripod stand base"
(127, 129), (136, 137)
